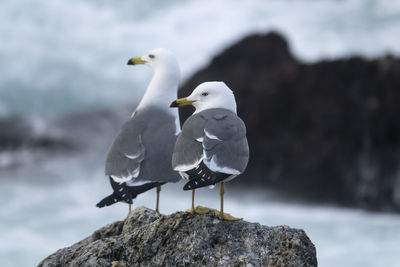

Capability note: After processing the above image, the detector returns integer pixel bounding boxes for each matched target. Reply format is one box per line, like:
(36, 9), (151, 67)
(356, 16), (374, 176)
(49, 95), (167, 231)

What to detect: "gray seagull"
(97, 48), (181, 214)
(170, 81), (249, 220)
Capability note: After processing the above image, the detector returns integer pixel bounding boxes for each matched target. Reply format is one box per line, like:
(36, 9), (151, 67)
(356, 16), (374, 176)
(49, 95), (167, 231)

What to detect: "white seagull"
(170, 81), (249, 220)
(97, 48), (181, 214)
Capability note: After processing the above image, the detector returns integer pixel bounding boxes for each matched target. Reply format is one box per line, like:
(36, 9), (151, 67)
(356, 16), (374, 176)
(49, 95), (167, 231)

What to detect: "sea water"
(0, 151), (399, 266)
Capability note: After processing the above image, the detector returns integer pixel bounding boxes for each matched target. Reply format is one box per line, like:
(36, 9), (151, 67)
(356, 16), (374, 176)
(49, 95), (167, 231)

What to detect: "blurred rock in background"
(179, 32), (400, 212)
(1, 31), (399, 213)
(0, 107), (130, 168)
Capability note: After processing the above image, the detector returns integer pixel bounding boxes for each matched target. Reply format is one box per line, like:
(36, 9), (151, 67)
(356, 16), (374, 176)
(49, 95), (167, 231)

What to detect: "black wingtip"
(183, 178), (216, 191)
(96, 202), (105, 208)
(96, 199), (106, 208)
(96, 193), (120, 208)
(183, 183), (192, 191)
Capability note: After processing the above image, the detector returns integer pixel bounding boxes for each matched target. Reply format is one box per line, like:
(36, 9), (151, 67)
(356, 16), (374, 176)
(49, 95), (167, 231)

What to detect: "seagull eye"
(201, 92), (208, 96)
(149, 54), (155, 59)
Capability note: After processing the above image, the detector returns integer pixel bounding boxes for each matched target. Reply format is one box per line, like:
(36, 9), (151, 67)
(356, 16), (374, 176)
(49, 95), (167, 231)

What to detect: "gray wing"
(105, 117), (145, 183)
(202, 112), (249, 174)
(172, 109), (249, 175)
(172, 114), (205, 172)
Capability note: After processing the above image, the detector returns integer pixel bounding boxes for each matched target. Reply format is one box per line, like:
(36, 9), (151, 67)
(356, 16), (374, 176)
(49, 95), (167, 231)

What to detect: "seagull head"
(127, 48), (179, 72)
(170, 81), (237, 114)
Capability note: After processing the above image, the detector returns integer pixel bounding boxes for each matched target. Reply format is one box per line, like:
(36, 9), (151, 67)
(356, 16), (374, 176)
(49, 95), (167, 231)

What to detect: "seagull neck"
(137, 67), (180, 110)
(193, 102), (237, 115)
(194, 106), (237, 115)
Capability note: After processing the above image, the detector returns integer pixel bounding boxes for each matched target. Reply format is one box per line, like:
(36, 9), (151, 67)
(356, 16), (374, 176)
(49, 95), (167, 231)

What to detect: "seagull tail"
(183, 177), (216, 190)
(127, 182), (164, 196)
(96, 177), (166, 208)
(182, 163), (230, 190)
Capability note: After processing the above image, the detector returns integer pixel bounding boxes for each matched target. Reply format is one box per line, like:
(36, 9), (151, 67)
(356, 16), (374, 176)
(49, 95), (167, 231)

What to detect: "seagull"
(96, 48), (181, 214)
(170, 81), (249, 220)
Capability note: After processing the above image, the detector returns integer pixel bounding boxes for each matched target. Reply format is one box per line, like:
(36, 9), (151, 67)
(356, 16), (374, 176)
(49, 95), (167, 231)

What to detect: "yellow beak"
(169, 97), (196, 108)
(127, 57), (146, 65)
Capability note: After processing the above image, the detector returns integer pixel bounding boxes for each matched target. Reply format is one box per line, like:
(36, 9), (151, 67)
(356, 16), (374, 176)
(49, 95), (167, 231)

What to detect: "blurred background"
(1, 0), (400, 266)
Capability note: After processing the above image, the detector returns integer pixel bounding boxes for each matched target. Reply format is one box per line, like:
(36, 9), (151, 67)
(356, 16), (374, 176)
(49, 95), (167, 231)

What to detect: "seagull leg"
(191, 189), (195, 211)
(214, 182), (241, 221)
(155, 185), (161, 213)
(186, 189), (196, 213)
(221, 182), (224, 216)
(218, 182), (224, 218)
(124, 203), (131, 220)
(185, 189), (209, 214)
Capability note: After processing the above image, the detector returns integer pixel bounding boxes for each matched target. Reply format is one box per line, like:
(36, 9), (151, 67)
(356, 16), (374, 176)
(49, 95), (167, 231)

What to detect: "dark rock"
(38, 207), (317, 267)
(0, 116), (71, 150)
(0, 107), (131, 168)
(179, 31), (400, 212)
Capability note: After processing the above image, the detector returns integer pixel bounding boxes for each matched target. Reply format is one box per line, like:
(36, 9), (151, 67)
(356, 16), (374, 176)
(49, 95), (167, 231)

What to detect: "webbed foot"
(186, 205), (210, 214)
(214, 210), (241, 221)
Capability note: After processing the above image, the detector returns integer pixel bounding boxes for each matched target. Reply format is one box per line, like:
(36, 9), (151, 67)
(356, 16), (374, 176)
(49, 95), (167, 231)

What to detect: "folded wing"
(105, 117), (145, 184)
(173, 109), (249, 189)
(202, 112), (249, 175)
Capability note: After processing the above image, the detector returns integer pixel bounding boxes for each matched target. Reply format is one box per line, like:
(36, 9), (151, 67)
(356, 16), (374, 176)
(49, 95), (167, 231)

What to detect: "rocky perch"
(39, 207), (317, 267)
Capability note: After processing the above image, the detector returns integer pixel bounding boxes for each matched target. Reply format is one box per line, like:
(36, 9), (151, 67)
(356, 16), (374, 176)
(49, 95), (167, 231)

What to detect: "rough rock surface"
(38, 207), (317, 267)
(179, 31), (400, 212)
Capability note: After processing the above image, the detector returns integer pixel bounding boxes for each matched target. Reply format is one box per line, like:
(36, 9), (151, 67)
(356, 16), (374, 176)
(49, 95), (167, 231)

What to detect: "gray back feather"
(172, 108), (249, 174)
(106, 106), (180, 183)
